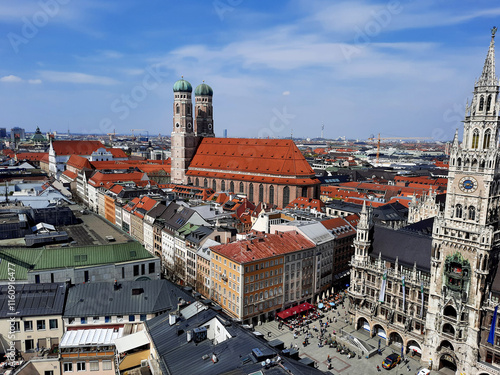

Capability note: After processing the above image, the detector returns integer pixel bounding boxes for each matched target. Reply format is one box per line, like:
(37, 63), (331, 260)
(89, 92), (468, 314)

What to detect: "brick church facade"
(170, 78), (320, 208)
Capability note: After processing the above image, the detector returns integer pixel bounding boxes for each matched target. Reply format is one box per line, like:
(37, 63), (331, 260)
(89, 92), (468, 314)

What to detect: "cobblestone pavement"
(255, 301), (447, 375)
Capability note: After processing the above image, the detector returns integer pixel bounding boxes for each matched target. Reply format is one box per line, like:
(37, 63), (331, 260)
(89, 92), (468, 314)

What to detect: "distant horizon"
(0, 1), (498, 141)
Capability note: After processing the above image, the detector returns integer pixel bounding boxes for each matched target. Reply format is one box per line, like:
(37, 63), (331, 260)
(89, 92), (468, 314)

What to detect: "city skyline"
(1, 0), (499, 140)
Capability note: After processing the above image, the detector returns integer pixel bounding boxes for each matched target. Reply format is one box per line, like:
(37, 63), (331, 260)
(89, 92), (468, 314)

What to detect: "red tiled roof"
(188, 138), (316, 177)
(286, 197), (325, 211)
(51, 140), (104, 155)
(106, 148), (128, 158)
(124, 197), (141, 212)
(40, 154), (49, 163)
(109, 184), (124, 194)
(210, 231), (315, 264)
(88, 171), (147, 187)
(2, 149), (15, 157)
(67, 155), (93, 170)
(132, 196), (158, 218)
(15, 152), (48, 161)
(61, 170), (77, 180)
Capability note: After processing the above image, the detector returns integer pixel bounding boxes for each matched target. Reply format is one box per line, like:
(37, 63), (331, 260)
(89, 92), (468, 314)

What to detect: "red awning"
(277, 302), (315, 320)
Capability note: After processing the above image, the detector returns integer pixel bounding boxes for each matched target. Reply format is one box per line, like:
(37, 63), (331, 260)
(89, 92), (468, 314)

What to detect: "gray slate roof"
(0, 282), (67, 318)
(63, 279), (193, 317)
(370, 224), (432, 272)
(145, 309), (325, 375)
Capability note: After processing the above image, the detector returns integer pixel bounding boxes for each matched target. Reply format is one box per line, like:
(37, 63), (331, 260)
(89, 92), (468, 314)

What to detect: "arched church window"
(283, 186), (290, 208)
(484, 129), (492, 149)
(269, 185), (275, 206)
(195, 178), (199, 186)
(212, 180), (217, 191)
(468, 206), (476, 221)
(229, 181), (234, 193)
(455, 204), (463, 218)
(258, 184), (264, 203)
(204, 178), (208, 188)
(457, 158), (461, 167)
(249, 183), (254, 202)
(472, 129), (479, 149)
(176, 105), (180, 114)
(479, 96), (485, 111)
(239, 182), (244, 193)
(487, 95), (492, 112)
(221, 181), (225, 191)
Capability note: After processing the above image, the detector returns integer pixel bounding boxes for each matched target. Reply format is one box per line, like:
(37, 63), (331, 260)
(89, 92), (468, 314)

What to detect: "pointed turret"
(452, 128), (459, 147)
(477, 27), (498, 87)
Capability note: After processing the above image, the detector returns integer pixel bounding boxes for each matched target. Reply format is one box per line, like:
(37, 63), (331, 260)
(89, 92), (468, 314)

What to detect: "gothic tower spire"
(424, 29), (500, 374)
(478, 27), (498, 88)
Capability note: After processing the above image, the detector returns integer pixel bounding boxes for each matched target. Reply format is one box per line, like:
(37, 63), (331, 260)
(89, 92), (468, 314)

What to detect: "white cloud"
(39, 71), (118, 85)
(0, 75), (23, 82)
(282, 91), (290, 96)
(28, 79), (42, 84)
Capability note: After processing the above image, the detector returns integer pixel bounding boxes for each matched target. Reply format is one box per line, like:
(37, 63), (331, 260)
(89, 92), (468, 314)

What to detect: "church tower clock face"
(458, 176), (478, 193)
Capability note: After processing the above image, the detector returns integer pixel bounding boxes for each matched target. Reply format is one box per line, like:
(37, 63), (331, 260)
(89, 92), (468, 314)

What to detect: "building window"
(77, 362), (86, 371)
(455, 204), (463, 218)
(484, 129), (492, 149)
(24, 320), (33, 331)
(89, 362), (99, 371)
(49, 319), (58, 330)
(213, 180), (217, 191)
(149, 262), (155, 274)
(140, 314), (147, 321)
(258, 184), (264, 203)
(133, 265), (139, 276)
(63, 363), (73, 372)
(479, 96), (484, 111)
(45, 371), (54, 375)
(221, 180), (225, 191)
(230, 181), (234, 192)
(249, 183), (254, 202)
(269, 185), (274, 206)
(35, 274), (40, 284)
(105, 316), (111, 323)
(81, 317), (87, 324)
(468, 206), (476, 221)
(37, 320), (46, 330)
(129, 315), (136, 322)
(472, 129), (479, 149)
(195, 177), (199, 186)
(283, 186), (290, 208)
(239, 182), (244, 193)
(204, 178), (208, 188)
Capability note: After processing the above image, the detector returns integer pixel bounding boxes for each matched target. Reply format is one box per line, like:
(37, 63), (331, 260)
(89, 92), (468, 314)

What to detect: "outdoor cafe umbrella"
(318, 303), (324, 309)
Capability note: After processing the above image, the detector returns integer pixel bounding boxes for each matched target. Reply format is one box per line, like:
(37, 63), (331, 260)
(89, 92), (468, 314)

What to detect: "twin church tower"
(171, 79), (214, 184)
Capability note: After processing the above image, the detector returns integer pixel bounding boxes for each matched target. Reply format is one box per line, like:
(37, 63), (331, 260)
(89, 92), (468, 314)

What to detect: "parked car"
(382, 353), (401, 369)
(416, 369), (430, 375)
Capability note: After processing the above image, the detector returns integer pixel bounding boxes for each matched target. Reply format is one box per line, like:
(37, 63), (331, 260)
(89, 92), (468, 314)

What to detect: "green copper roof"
(0, 241), (153, 281)
(195, 82), (213, 96)
(173, 78), (192, 92)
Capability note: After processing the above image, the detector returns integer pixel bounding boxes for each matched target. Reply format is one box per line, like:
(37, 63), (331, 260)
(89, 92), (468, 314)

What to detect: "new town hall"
(348, 29), (500, 374)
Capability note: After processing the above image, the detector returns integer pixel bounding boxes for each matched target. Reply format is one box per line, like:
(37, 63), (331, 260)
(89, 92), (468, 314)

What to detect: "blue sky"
(0, 0), (499, 141)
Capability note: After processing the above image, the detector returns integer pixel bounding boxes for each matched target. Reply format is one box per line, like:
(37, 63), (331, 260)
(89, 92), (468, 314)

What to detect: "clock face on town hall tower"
(458, 176), (478, 193)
